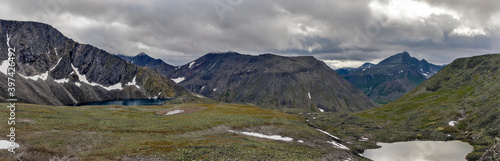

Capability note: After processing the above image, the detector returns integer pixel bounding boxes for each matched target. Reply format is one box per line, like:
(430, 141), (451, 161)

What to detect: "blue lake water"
(73, 99), (172, 106)
(363, 141), (474, 161)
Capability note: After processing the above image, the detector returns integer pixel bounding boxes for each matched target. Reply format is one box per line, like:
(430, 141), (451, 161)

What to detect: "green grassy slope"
(307, 54), (500, 160)
(362, 54), (500, 160)
(0, 103), (361, 160)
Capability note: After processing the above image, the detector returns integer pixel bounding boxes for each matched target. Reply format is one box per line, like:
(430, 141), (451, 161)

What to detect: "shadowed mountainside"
(0, 20), (195, 105)
(123, 52), (379, 112)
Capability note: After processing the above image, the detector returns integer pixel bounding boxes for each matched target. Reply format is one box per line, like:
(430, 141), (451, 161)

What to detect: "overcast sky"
(1, 0), (499, 69)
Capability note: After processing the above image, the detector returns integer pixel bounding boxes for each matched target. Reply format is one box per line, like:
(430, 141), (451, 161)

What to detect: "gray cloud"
(0, 0), (499, 67)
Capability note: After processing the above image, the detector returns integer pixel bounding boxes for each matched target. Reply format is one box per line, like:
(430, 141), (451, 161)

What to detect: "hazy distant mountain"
(125, 52), (378, 112)
(0, 20), (194, 105)
(364, 53), (500, 160)
(337, 51), (445, 104)
(118, 53), (176, 76)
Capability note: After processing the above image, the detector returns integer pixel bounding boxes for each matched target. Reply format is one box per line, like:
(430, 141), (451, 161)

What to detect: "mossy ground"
(0, 103), (358, 160)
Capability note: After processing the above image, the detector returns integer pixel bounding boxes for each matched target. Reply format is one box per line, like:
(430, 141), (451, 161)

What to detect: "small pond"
(363, 141), (473, 161)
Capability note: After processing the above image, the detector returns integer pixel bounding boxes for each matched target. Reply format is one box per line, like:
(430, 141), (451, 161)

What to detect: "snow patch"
(297, 140), (304, 143)
(362, 68), (366, 71)
(171, 77), (185, 83)
(75, 82), (81, 87)
(193, 93), (205, 98)
(327, 140), (350, 150)
(165, 110), (184, 115)
(316, 128), (340, 140)
(308, 92), (311, 99)
(0, 60), (10, 75)
(200, 86), (206, 91)
(188, 61), (196, 68)
(213, 87), (217, 92)
(6, 33), (12, 48)
(0, 140), (19, 149)
(19, 71), (49, 81)
(50, 58), (63, 71)
(54, 48), (58, 55)
(206, 61), (218, 72)
(54, 78), (69, 84)
(125, 76), (140, 89)
(319, 108), (325, 112)
(71, 64), (123, 91)
(449, 121), (458, 126)
(239, 131), (293, 142)
(105, 83), (124, 91)
(360, 136), (369, 141)
(421, 72), (430, 78)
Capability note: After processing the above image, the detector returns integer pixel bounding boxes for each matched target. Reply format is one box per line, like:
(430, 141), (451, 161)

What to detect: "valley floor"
(0, 103), (363, 160)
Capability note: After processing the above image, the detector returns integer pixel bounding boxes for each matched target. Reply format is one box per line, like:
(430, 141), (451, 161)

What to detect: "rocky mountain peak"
(360, 63), (376, 68)
(336, 51), (445, 104)
(378, 51), (417, 66)
(137, 52), (149, 56)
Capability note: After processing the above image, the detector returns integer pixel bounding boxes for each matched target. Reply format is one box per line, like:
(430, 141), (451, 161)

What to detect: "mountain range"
(0, 20), (195, 105)
(337, 51), (445, 104)
(1, 18), (499, 160)
(121, 52), (379, 112)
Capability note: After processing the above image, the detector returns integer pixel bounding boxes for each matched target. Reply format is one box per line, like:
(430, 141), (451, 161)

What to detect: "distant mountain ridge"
(118, 52), (176, 76)
(0, 19), (194, 105)
(336, 51), (445, 104)
(124, 52), (379, 112)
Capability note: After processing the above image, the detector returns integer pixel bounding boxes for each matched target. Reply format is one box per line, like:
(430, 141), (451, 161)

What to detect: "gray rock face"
(337, 51), (445, 104)
(0, 19), (192, 105)
(126, 52), (378, 112)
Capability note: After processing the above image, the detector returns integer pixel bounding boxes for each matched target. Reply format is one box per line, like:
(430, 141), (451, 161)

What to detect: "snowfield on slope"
(228, 130), (294, 142)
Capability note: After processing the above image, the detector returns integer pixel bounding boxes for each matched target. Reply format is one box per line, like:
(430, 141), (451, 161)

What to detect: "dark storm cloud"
(0, 0), (499, 67)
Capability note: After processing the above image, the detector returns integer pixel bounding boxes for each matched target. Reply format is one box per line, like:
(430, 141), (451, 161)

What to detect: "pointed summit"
(378, 51), (416, 65)
(360, 62), (376, 68)
(137, 52), (148, 56)
(119, 53), (176, 76)
(397, 51), (410, 57)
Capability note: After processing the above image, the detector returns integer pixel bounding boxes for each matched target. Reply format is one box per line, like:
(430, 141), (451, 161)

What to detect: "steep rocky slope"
(0, 20), (193, 105)
(125, 52), (378, 112)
